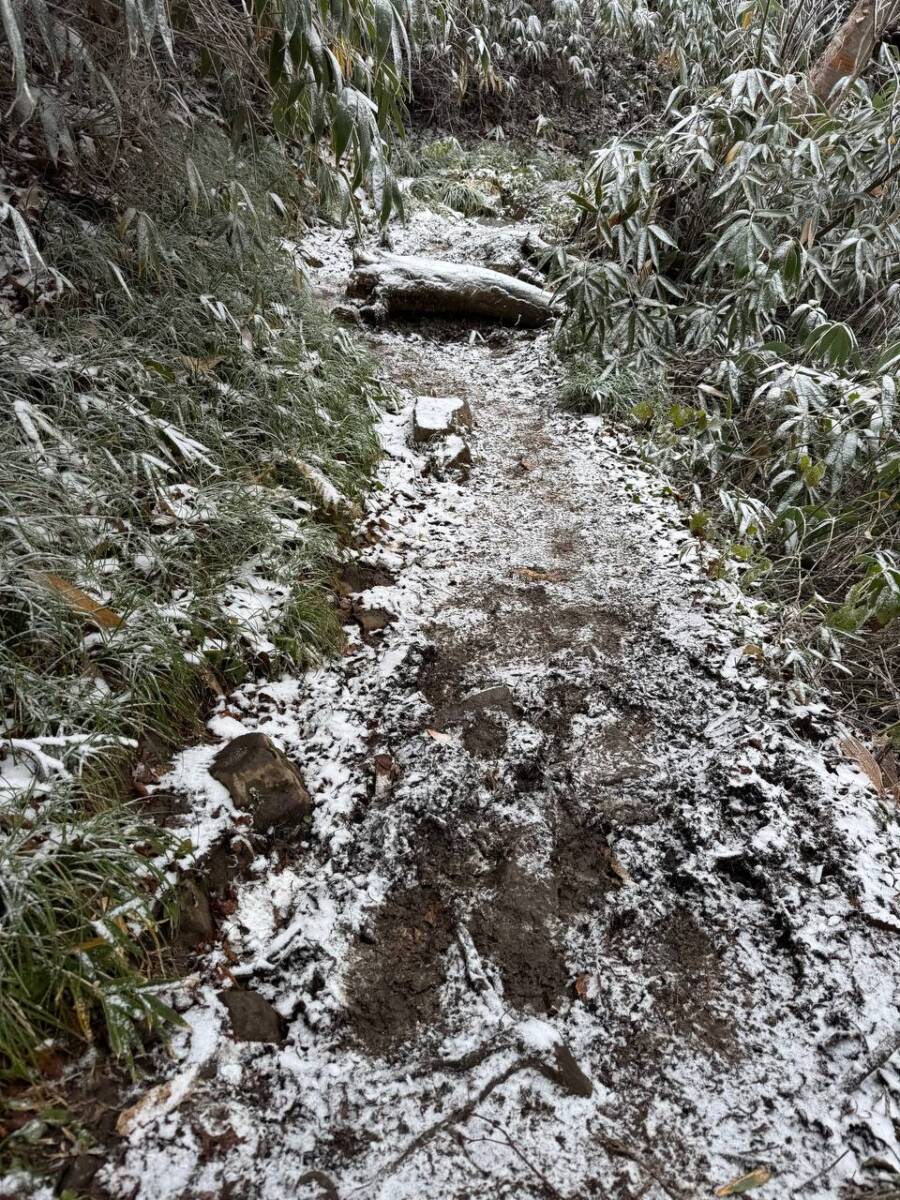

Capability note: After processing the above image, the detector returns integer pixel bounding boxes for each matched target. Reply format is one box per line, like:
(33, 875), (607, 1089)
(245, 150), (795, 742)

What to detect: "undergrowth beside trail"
(0, 127), (381, 1079)
(552, 1), (900, 732)
(394, 134), (582, 230)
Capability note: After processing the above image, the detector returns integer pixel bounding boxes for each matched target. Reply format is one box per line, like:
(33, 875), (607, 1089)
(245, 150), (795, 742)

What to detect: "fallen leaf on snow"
(513, 566), (567, 583)
(425, 729), (452, 745)
(115, 1070), (197, 1137)
(178, 354), (224, 375)
(374, 753), (398, 775)
(841, 736), (889, 798)
(608, 856), (631, 885)
(715, 1167), (772, 1196)
(116, 1081), (173, 1136)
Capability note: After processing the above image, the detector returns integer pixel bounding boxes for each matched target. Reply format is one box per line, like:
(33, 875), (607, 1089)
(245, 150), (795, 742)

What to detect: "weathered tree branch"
(809, 0), (900, 109)
(347, 250), (558, 327)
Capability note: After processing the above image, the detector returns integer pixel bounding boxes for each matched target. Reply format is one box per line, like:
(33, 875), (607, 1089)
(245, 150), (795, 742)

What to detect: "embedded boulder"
(413, 396), (473, 445)
(431, 434), (473, 477)
(219, 989), (283, 1043)
(352, 603), (396, 635)
(210, 732), (311, 833)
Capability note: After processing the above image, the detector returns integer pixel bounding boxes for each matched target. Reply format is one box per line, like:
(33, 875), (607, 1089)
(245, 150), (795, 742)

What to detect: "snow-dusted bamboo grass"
(0, 130), (381, 1073)
(555, 2), (900, 725)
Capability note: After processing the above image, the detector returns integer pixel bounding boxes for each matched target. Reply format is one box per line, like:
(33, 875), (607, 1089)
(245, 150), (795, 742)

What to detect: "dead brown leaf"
(35, 573), (123, 629)
(879, 747), (899, 794)
(197, 665), (225, 698)
(841, 736), (888, 798)
(178, 354), (224, 375)
(116, 1080), (176, 1137)
(425, 728), (452, 745)
(374, 753), (398, 777)
(608, 856), (631, 885)
(714, 1166), (772, 1196)
(513, 566), (567, 584)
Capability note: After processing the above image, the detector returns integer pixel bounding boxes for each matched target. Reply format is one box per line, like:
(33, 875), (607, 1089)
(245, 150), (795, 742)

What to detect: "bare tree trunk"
(809, 0), (900, 108)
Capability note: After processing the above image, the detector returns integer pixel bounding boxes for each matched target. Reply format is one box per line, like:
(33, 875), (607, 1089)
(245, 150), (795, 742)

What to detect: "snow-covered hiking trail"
(108, 211), (900, 1200)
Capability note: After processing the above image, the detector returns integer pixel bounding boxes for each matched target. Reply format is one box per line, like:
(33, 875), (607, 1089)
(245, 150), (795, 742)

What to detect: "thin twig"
(468, 1114), (566, 1199)
(793, 1147), (851, 1193)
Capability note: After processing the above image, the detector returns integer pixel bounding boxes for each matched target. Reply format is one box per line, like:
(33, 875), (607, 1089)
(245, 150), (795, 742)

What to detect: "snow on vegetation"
(0, 130), (381, 1076)
(96, 210), (900, 1200)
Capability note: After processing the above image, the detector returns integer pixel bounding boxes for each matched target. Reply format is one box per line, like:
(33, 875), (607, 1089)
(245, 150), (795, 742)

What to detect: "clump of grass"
(558, 358), (661, 416)
(407, 174), (497, 217)
(0, 793), (179, 1080)
(559, 350), (900, 724)
(0, 125), (382, 1075)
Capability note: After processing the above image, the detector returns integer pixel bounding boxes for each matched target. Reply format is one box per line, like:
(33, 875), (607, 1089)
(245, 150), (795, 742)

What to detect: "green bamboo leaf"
(0, 0), (37, 122)
(269, 30), (286, 87)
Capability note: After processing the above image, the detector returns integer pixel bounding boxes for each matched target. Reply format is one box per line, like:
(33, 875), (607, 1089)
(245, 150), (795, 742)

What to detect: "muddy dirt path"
(107, 212), (900, 1200)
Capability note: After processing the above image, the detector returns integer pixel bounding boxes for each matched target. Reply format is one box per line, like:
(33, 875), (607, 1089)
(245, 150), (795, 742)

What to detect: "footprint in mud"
(345, 884), (454, 1055)
(345, 810), (619, 1053)
(345, 615), (635, 1055)
(468, 861), (568, 1012)
(345, 870), (568, 1054)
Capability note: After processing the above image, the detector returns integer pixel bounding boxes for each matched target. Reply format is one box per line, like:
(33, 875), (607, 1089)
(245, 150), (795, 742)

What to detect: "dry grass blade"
(714, 1166), (773, 1196)
(512, 566), (568, 583)
(878, 745), (900, 798)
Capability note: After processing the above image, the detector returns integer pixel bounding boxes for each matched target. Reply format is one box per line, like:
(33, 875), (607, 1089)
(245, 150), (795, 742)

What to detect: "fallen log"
(347, 249), (558, 327)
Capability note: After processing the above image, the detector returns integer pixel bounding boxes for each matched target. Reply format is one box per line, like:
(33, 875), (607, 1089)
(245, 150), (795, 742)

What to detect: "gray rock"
(219, 989), (283, 1043)
(210, 732), (311, 833)
(175, 877), (215, 951)
(59, 1153), (101, 1194)
(352, 604), (396, 635)
(331, 302), (363, 327)
(431, 434), (472, 477)
(412, 396), (473, 445)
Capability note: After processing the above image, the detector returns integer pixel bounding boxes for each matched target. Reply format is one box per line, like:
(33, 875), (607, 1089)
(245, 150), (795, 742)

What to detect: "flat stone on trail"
(431, 433), (472, 476)
(210, 732), (311, 832)
(412, 395), (472, 444)
(219, 989), (283, 1043)
(352, 604), (396, 635)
